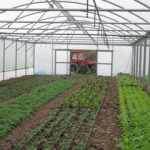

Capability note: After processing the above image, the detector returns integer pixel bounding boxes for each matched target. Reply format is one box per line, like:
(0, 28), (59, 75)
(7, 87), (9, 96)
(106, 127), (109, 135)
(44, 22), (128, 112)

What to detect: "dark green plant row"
(14, 76), (108, 150)
(0, 75), (38, 87)
(0, 75), (62, 103)
(0, 79), (76, 138)
(117, 75), (150, 150)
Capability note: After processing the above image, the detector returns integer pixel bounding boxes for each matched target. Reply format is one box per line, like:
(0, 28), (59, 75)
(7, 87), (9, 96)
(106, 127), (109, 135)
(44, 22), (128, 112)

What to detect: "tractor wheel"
(90, 65), (96, 73)
(70, 63), (79, 73)
(70, 65), (76, 72)
(79, 64), (88, 74)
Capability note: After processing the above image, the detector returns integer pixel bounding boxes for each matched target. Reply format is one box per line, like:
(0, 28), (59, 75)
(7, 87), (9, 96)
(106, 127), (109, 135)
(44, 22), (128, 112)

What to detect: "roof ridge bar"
(0, 8), (149, 11)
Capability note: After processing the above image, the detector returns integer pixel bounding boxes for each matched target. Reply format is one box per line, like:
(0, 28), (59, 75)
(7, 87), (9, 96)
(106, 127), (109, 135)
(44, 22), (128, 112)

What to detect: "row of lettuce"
(14, 77), (108, 150)
(117, 75), (150, 150)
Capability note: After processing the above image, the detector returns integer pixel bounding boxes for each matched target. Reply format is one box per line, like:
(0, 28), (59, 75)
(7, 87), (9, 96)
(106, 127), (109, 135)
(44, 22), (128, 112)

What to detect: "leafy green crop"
(0, 75), (61, 103)
(61, 76), (106, 109)
(0, 79), (76, 138)
(0, 75), (38, 87)
(117, 75), (150, 150)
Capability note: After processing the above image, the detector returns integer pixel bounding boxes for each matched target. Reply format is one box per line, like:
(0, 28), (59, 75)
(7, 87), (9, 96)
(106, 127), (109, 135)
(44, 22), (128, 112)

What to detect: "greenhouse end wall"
(34, 44), (133, 76)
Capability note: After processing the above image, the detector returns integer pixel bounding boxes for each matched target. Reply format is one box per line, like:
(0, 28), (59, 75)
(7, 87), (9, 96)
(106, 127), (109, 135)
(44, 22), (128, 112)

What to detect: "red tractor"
(70, 50), (96, 73)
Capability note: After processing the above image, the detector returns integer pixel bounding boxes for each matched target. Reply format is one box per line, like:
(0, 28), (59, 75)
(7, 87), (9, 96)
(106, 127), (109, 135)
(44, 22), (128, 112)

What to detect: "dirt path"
(87, 78), (121, 150)
(0, 81), (84, 150)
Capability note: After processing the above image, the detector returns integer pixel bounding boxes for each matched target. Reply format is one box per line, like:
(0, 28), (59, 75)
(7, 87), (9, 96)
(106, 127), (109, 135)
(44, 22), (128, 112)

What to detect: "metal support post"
(111, 51), (113, 77)
(96, 45), (98, 76)
(139, 40), (142, 80)
(25, 42), (27, 75)
(135, 45), (137, 77)
(133, 45), (136, 76)
(3, 39), (5, 80)
(52, 38), (54, 75)
(54, 49), (56, 75)
(136, 44), (139, 77)
(33, 44), (35, 74)
(142, 38), (147, 87)
(67, 44), (70, 75)
(148, 39), (150, 93)
(15, 41), (17, 77)
(131, 46), (134, 75)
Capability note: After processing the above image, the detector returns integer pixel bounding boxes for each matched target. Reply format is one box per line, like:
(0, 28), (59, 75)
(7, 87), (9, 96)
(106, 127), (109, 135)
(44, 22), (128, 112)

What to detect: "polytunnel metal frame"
(0, 0), (150, 93)
(132, 37), (150, 93)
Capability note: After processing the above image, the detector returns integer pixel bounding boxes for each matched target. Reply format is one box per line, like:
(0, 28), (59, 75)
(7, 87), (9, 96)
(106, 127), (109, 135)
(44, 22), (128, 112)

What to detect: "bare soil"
(0, 81), (83, 150)
(86, 78), (121, 150)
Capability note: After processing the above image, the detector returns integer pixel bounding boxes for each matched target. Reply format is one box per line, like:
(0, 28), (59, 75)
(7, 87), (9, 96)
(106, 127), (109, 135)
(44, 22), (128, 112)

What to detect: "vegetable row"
(0, 79), (76, 138)
(0, 75), (61, 103)
(117, 76), (150, 150)
(14, 77), (108, 150)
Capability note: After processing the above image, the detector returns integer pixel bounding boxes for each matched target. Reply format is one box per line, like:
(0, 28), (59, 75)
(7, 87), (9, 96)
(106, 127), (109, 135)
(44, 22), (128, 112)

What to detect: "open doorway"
(70, 50), (97, 75)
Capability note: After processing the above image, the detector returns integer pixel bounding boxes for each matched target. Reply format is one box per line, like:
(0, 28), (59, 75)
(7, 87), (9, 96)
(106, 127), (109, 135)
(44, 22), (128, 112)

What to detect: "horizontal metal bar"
(55, 42), (128, 44)
(1, 36), (135, 39)
(34, 41), (132, 46)
(0, 28), (148, 32)
(0, 20), (150, 25)
(57, 37), (131, 40)
(33, 41), (149, 46)
(0, 8), (149, 12)
(56, 62), (70, 63)
(54, 39), (129, 42)
(53, 39), (129, 42)
(97, 50), (113, 52)
(0, 32), (146, 37)
(56, 49), (106, 51)
(55, 49), (70, 51)
(97, 63), (112, 65)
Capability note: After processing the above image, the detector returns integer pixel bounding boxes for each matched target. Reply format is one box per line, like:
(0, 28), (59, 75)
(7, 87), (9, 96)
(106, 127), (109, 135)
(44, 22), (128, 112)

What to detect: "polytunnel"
(0, 0), (150, 92)
(0, 1), (150, 150)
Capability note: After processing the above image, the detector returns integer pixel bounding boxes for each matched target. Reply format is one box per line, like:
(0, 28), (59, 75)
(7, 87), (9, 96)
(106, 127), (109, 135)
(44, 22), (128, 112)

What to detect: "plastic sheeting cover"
(5, 40), (16, 71)
(17, 41), (25, 69)
(55, 50), (70, 75)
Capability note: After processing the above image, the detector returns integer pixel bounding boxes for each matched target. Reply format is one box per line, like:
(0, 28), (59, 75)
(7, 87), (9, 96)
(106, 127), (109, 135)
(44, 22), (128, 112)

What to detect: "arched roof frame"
(0, 0), (150, 46)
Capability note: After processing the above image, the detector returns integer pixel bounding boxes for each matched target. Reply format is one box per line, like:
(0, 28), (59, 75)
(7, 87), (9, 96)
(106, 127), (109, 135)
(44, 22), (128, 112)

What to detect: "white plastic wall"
(97, 52), (112, 64)
(27, 43), (34, 68)
(35, 44), (53, 74)
(55, 50), (70, 75)
(35, 44), (70, 75)
(97, 51), (112, 76)
(113, 46), (132, 75)
(0, 39), (34, 81)
(5, 40), (16, 71)
(97, 65), (111, 76)
(17, 42), (25, 69)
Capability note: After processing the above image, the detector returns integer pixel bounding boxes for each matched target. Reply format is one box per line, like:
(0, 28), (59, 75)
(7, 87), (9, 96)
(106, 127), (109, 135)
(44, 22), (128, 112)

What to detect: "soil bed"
(86, 78), (121, 150)
(0, 81), (83, 150)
